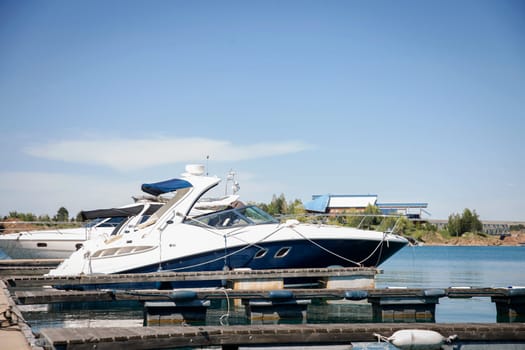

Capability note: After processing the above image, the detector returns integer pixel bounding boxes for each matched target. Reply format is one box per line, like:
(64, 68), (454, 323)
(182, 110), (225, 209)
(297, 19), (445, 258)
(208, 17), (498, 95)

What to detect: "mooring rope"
(288, 227), (363, 267)
(219, 288), (231, 326)
(165, 220), (390, 271)
(289, 224), (391, 267)
(374, 333), (390, 343)
(373, 232), (387, 266)
(182, 216), (266, 249)
(129, 210), (397, 275)
(357, 231), (387, 266)
(163, 226), (285, 272)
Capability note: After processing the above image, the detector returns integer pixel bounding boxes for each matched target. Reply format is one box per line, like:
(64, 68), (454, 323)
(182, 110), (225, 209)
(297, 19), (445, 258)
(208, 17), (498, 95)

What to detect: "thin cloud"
(24, 137), (313, 170)
(0, 171), (136, 216)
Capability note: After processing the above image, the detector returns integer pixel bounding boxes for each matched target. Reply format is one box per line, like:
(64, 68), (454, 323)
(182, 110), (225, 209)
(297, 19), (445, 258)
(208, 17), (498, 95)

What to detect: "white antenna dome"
(185, 164), (205, 176)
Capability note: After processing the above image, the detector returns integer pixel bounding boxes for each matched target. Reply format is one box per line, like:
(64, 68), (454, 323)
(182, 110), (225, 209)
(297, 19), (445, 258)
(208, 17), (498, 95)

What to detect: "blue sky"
(1, 0), (524, 221)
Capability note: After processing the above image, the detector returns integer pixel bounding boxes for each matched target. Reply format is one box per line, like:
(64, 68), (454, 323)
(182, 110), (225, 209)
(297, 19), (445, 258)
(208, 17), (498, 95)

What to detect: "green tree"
(377, 216), (398, 233)
(447, 213), (462, 237)
(447, 208), (482, 236)
(341, 209), (362, 227)
(287, 199), (305, 215)
(510, 224), (525, 231)
(462, 208), (482, 233)
(266, 194), (288, 216)
(54, 207), (69, 222)
(254, 195), (305, 218)
(361, 204), (382, 228)
(8, 211), (37, 221)
(39, 214), (51, 222)
(395, 216), (414, 235)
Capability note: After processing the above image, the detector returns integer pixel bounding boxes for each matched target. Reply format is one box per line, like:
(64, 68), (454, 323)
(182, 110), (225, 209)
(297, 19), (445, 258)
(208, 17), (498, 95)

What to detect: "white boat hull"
(0, 237), (85, 259)
(0, 229), (107, 259)
(51, 222), (408, 277)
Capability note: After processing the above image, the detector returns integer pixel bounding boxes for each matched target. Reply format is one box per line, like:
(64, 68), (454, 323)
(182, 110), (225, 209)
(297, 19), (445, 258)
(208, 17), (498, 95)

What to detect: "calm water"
(2, 246), (525, 332)
(376, 245), (525, 323)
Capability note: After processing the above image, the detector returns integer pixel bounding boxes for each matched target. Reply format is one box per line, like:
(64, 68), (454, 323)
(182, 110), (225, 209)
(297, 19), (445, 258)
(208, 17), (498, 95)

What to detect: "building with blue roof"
(305, 194), (429, 220)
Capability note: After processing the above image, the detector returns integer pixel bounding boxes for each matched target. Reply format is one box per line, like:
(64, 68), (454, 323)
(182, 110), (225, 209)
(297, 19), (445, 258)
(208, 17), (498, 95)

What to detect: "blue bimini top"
(141, 178), (193, 196)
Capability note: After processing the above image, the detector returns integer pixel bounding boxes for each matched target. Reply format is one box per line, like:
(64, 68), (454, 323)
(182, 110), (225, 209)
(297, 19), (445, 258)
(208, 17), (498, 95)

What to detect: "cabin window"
(138, 215), (150, 224)
(274, 247), (291, 258)
(91, 245), (155, 258)
(36, 242), (47, 248)
(237, 206), (279, 224)
(99, 248), (120, 257)
(254, 248), (268, 259)
(98, 216), (126, 228)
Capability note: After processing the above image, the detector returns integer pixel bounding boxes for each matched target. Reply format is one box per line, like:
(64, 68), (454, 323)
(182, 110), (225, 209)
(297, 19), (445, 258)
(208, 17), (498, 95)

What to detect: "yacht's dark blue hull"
(59, 238), (407, 290)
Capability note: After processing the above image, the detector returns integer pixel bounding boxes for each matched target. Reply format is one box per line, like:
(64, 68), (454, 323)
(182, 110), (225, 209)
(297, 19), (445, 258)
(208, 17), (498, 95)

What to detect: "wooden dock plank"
(0, 259), (63, 267)
(38, 323), (525, 350)
(15, 289), (115, 304)
(5, 267), (378, 287)
(0, 260), (63, 277)
(0, 280), (41, 350)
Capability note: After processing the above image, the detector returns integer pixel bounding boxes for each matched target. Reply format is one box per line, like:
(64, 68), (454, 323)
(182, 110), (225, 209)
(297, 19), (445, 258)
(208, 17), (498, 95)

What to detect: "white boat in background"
(0, 175), (241, 260)
(0, 201), (163, 259)
(49, 164), (409, 289)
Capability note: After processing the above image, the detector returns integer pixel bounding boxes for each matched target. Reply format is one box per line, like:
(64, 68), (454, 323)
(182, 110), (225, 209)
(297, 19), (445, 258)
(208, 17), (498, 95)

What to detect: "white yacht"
(49, 165), (409, 289)
(0, 202), (162, 259)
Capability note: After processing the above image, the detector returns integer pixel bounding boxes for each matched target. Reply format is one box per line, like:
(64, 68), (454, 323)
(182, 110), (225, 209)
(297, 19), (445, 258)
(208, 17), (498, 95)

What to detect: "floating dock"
(4, 266), (378, 288)
(0, 259), (62, 277)
(1, 260), (525, 349)
(38, 323), (525, 350)
(0, 280), (40, 350)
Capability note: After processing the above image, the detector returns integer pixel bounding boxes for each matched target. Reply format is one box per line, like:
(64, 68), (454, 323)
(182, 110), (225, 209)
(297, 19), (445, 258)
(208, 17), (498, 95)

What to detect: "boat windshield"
(188, 205), (278, 229)
(84, 216), (126, 228)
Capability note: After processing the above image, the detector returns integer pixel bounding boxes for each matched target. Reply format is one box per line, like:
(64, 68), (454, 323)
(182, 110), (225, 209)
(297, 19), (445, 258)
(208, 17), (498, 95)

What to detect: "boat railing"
(275, 213), (410, 235)
(0, 220), (84, 235)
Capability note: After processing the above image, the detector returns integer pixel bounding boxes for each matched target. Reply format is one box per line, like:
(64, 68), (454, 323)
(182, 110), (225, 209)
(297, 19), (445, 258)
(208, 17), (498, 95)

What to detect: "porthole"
(274, 247), (291, 258)
(254, 248), (268, 259)
(36, 242), (47, 248)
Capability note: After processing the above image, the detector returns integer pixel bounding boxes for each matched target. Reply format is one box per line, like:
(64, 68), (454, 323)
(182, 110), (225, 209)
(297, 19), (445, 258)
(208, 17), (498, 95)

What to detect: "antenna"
(206, 155), (209, 175)
(225, 169), (239, 195)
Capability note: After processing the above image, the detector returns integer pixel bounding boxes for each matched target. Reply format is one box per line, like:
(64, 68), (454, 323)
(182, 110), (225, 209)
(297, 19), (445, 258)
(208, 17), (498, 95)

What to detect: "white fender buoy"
(387, 329), (446, 350)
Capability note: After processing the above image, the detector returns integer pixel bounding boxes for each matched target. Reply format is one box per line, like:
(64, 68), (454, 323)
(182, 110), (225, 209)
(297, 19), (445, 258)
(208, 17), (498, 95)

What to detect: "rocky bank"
(417, 231), (525, 246)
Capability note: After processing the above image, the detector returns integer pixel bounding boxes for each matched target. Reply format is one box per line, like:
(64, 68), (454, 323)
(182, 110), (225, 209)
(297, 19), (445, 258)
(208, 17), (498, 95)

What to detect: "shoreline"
(414, 231), (525, 247)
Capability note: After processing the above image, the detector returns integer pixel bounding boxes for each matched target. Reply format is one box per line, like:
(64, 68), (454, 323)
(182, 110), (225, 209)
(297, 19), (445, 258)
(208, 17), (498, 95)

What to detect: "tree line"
(3, 207), (75, 223)
(2, 194), (486, 237)
(254, 194), (485, 237)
